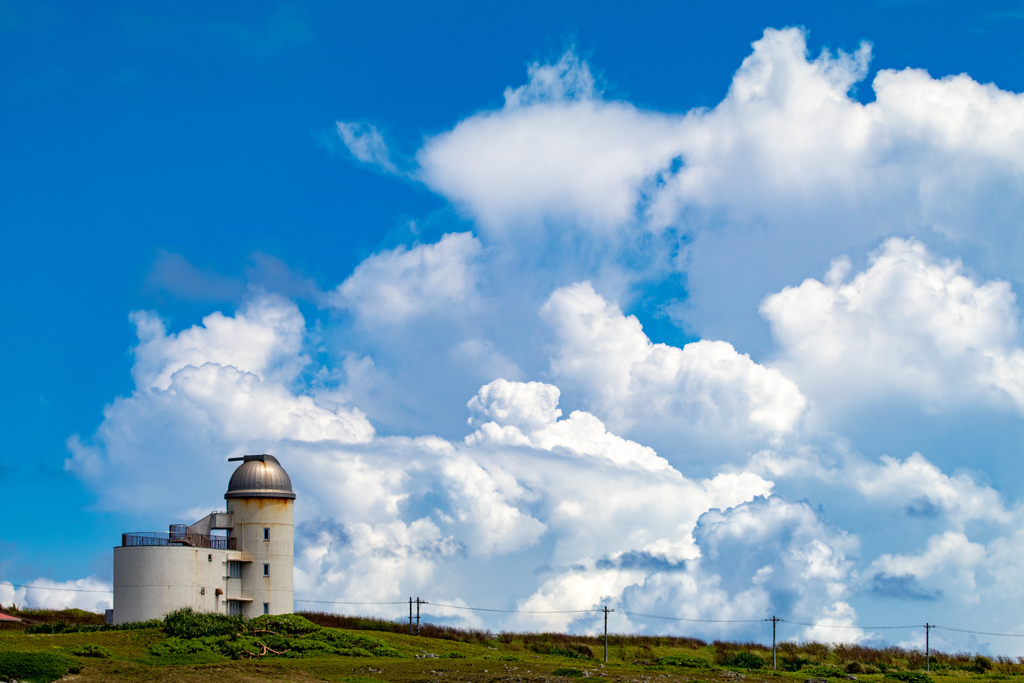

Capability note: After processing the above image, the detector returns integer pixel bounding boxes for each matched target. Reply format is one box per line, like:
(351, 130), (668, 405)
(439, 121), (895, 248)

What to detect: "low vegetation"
(0, 651), (81, 683)
(1, 606), (1023, 682)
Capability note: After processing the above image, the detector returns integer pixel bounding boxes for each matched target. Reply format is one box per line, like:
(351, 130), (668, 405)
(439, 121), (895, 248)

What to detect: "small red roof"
(0, 612), (22, 622)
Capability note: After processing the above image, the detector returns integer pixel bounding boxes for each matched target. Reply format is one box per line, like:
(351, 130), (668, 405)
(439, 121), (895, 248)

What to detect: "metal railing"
(121, 531), (238, 550)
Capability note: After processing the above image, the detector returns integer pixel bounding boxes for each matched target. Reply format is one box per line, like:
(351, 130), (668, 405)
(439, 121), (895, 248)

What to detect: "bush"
(529, 642), (594, 660)
(660, 654), (714, 668)
(803, 665), (848, 678)
(249, 613), (320, 635)
(971, 655), (994, 673)
(110, 618), (163, 631)
(723, 651), (767, 669)
(163, 607), (246, 639)
(26, 620), (75, 634)
(0, 651), (82, 683)
(549, 645), (594, 660)
(782, 656), (816, 672)
(884, 671), (932, 683)
(552, 668), (584, 677)
(69, 643), (113, 658)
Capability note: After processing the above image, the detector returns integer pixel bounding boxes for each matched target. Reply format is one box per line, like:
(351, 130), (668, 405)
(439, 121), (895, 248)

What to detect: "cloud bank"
(45, 26), (1024, 654)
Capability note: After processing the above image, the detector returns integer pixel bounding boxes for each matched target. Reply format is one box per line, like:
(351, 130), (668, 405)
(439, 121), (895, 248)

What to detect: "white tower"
(224, 454), (295, 618)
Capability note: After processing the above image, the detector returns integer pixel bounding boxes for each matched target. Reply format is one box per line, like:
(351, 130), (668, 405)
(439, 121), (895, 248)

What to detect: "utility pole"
(603, 606), (614, 663)
(925, 623), (932, 672)
(416, 597), (427, 636)
(408, 597), (427, 636)
(765, 616), (783, 670)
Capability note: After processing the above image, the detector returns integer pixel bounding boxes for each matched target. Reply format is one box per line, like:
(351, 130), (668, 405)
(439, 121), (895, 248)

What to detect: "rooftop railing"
(121, 530), (238, 550)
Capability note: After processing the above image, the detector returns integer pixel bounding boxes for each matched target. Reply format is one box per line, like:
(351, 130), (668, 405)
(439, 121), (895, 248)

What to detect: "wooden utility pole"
(766, 616), (782, 670)
(925, 623), (932, 672)
(603, 606), (614, 663)
(415, 597), (427, 636)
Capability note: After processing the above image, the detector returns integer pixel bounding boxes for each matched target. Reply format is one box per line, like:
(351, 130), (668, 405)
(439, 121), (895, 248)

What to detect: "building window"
(228, 561), (243, 579)
(263, 563), (270, 577)
(263, 602), (270, 615)
(228, 601), (242, 616)
(263, 527), (270, 541)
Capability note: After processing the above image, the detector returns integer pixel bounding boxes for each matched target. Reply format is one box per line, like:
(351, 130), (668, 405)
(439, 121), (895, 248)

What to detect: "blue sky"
(4, 0), (1024, 654)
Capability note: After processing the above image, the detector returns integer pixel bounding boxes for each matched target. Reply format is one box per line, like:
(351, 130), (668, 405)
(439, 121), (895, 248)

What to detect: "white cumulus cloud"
(466, 378), (676, 475)
(328, 232), (482, 326)
(762, 237), (1024, 415)
(542, 282), (806, 440)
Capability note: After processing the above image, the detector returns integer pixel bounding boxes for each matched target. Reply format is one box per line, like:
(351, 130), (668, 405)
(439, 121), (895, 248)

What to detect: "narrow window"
(263, 563), (270, 577)
(263, 527), (270, 541)
(228, 601), (242, 616)
(263, 602), (270, 615)
(228, 561), (243, 579)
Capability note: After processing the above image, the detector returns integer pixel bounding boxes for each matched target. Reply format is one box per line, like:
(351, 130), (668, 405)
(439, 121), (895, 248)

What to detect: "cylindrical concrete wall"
(113, 546), (231, 624)
(226, 497), (294, 617)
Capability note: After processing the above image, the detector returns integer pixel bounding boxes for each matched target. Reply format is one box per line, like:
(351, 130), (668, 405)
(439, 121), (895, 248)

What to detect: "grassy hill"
(0, 607), (1015, 682)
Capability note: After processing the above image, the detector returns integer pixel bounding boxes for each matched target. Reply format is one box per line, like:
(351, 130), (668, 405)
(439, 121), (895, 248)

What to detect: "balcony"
(121, 529), (238, 550)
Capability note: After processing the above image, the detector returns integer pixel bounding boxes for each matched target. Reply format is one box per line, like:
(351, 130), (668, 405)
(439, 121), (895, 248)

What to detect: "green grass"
(1, 609), (1023, 682)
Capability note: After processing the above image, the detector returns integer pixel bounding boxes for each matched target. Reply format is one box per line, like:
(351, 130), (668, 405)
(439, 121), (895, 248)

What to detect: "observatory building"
(112, 454), (295, 624)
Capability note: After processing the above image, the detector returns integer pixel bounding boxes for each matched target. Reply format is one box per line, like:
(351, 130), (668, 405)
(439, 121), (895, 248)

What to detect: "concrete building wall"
(112, 546), (237, 624)
(226, 497), (294, 617)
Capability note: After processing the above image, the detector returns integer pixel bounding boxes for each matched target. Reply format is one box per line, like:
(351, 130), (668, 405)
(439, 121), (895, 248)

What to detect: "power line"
(784, 620), (920, 630)
(295, 598), (598, 614)
(1, 583), (112, 594)
(618, 610), (764, 624)
(935, 625), (1024, 638)
(428, 601), (601, 615)
(294, 599), (408, 605)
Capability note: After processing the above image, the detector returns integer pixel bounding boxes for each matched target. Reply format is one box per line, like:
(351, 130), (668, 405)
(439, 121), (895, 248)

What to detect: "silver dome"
(225, 454), (296, 500)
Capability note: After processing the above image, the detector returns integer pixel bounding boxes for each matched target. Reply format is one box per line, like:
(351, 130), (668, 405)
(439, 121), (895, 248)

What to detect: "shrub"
(782, 656), (816, 672)
(110, 618), (163, 630)
(723, 651), (767, 669)
(163, 607), (246, 639)
(69, 643), (113, 658)
(27, 620), (75, 634)
(549, 645), (594, 660)
(660, 654), (714, 668)
(884, 670), (932, 683)
(0, 651), (82, 683)
(803, 665), (848, 678)
(971, 655), (994, 673)
(567, 643), (595, 659)
(249, 613), (320, 635)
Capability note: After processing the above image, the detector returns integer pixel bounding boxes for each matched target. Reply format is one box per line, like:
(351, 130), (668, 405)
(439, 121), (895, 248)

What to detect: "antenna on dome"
(228, 454), (269, 462)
